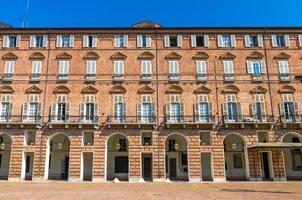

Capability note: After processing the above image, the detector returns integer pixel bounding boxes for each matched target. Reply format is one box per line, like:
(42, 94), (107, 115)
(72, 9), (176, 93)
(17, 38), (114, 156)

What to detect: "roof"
(0, 22), (11, 28)
(248, 143), (302, 148)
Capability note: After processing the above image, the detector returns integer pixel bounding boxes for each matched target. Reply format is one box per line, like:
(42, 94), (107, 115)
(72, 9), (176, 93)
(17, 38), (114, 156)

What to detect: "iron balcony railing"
(107, 115), (156, 124)
(113, 74), (124, 81)
(85, 74), (96, 81)
(224, 73), (235, 82)
(196, 73), (207, 82)
(140, 74), (152, 81)
(2, 73), (13, 81)
(279, 73), (291, 81)
(280, 114), (302, 123)
(165, 115), (215, 124)
(168, 73), (179, 81)
(49, 115), (99, 124)
(223, 115), (274, 123)
(30, 73), (41, 81)
(57, 74), (69, 81)
(251, 74), (263, 82)
(0, 115), (41, 123)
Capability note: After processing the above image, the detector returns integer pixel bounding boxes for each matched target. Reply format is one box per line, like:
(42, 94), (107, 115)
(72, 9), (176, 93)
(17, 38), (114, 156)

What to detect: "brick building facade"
(0, 21), (301, 182)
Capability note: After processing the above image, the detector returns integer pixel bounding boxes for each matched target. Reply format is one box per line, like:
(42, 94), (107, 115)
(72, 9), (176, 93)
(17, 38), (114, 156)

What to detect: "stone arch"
(0, 132), (12, 180)
(282, 132), (302, 143)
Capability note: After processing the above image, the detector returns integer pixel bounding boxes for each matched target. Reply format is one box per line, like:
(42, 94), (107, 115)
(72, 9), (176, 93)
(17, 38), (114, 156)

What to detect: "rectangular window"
(83, 35), (97, 48)
(4, 61), (15, 76)
(291, 149), (302, 171)
(83, 132), (94, 146)
(0, 94), (11, 121)
(258, 132), (269, 143)
(137, 35), (151, 48)
(196, 60), (207, 81)
(164, 35), (182, 47)
(86, 60), (96, 78)
(30, 35), (47, 48)
(3, 35), (21, 48)
(223, 60), (234, 81)
(191, 35), (209, 47)
(272, 34), (289, 47)
(56, 35), (74, 48)
(58, 61), (69, 79)
(141, 60), (152, 75)
(168, 139), (176, 151)
(113, 60), (124, 80)
(24, 131), (36, 145)
(218, 35), (235, 47)
(141, 132), (152, 146)
(233, 154), (243, 169)
(115, 35), (128, 48)
(115, 156), (128, 173)
(278, 60), (290, 81)
(245, 35), (263, 47)
(31, 61), (42, 79)
(200, 132), (211, 145)
(168, 61), (179, 80)
(62, 36), (71, 47)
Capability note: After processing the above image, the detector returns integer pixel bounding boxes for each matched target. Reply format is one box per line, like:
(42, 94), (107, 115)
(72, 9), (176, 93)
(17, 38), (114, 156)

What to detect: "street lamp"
(57, 142), (63, 150)
(116, 142), (121, 151)
(174, 142), (179, 151)
(0, 142), (5, 151)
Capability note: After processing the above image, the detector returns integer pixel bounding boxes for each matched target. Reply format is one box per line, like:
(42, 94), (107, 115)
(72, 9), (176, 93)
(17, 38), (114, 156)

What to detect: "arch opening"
(0, 134), (11, 180)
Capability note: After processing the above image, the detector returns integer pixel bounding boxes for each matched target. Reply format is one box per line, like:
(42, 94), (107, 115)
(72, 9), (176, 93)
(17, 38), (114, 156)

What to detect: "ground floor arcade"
(0, 128), (301, 182)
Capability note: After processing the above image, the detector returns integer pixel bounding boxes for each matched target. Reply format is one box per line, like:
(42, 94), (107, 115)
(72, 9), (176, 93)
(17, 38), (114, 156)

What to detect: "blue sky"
(1, 0), (302, 27)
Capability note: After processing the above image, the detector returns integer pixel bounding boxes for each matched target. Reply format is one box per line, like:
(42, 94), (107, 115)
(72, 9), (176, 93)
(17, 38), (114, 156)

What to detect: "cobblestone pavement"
(0, 182), (302, 200)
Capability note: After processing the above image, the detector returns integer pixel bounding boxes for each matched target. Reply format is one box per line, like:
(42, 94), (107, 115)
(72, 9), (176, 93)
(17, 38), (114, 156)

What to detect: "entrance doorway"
(22, 152), (34, 180)
(260, 152), (273, 180)
(142, 153), (152, 181)
(169, 158), (177, 179)
(201, 152), (213, 181)
(82, 152), (93, 181)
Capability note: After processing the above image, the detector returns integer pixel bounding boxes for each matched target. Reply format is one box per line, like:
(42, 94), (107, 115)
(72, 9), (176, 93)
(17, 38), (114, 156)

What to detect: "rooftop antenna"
(22, 0), (30, 28)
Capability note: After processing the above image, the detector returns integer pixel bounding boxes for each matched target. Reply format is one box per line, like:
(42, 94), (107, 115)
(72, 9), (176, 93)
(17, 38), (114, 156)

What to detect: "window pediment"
(2, 52), (18, 60)
(83, 52), (100, 60)
(274, 52), (291, 60)
(53, 85), (71, 94)
(192, 51), (209, 60)
(138, 52), (154, 60)
(0, 85), (14, 94)
(165, 52), (182, 60)
(29, 52), (46, 60)
(56, 52), (72, 60)
(81, 86), (98, 94)
(25, 86), (42, 94)
(278, 85), (296, 93)
(137, 86), (155, 94)
(222, 85), (240, 94)
(166, 85), (183, 94)
(194, 86), (211, 94)
(250, 86), (267, 94)
(247, 51), (264, 59)
(110, 52), (127, 60)
(219, 52), (236, 60)
(132, 21), (161, 28)
(110, 85), (126, 94)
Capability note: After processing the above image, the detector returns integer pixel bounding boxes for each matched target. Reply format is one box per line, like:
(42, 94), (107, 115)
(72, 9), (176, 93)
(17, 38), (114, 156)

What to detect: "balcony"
(48, 115), (99, 128)
(85, 74), (96, 82)
(2, 73), (13, 82)
(113, 74), (124, 82)
(196, 73), (207, 82)
(0, 115), (41, 128)
(280, 114), (302, 128)
(140, 74), (152, 82)
(251, 74), (263, 82)
(223, 115), (274, 128)
(30, 73), (41, 82)
(168, 73), (179, 82)
(106, 115), (156, 128)
(224, 74), (234, 82)
(279, 73), (290, 82)
(57, 74), (69, 81)
(165, 115), (215, 128)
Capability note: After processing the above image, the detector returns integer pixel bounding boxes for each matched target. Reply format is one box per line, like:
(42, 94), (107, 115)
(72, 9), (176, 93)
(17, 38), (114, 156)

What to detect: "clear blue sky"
(1, 0), (302, 28)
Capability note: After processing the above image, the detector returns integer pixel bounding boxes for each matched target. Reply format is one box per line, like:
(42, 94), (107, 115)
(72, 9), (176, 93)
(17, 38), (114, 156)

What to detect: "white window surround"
(217, 35), (236, 47)
(137, 35), (151, 48)
(244, 34), (263, 47)
(115, 35), (128, 48)
(83, 35), (97, 48)
(164, 35), (182, 47)
(2, 35), (21, 48)
(191, 34), (209, 48)
(141, 60), (152, 74)
(56, 35), (74, 48)
(29, 35), (48, 48)
(271, 34), (290, 47)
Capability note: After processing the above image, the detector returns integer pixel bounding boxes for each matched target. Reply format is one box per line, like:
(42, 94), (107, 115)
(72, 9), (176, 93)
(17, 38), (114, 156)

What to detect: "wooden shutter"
(15, 35), (21, 47)
(114, 103), (118, 120)
(180, 103), (184, 121)
(258, 34), (263, 47)
(146, 36), (151, 47)
(271, 34), (277, 47)
(246, 61), (253, 74)
(191, 34), (196, 47)
(8, 103), (13, 120)
(299, 35), (302, 47)
(237, 103), (242, 121)
(137, 103), (141, 122)
(92, 35), (97, 47)
(261, 61), (267, 73)
(204, 34), (209, 47)
(244, 35), (250, 47)
(164, 35), (170, 47)
(37, 103), (42, 119)
(231, 35), (236, 47)
(177, 35), (182, 47)
(3, 35), (9, 48)
(43, 35), (48, 47)
(251, 103), (256, 118)
(66, 103), (70, 120)
(80, 103), (85, 121)
(217, 35), (223, 47)
(115, 35), (119, 47)
(51, 102), (57, 120)
(29, 35), (36, 48)
(123, 35), (128, 47)
(56, 35), (62, 47)
(69, 35), (74, 47)
(284, 34), (290, 47)
(194, 103), (199, 122)
(260, 102), (265, 120)
(94, 103), (99, 117)
(83, 35), (88, 47)
(22, 103), (29, 121)
(279, 102), (286, 121)
(222, 103), (228, 120)
(137, 35), (142, 47)
(122, 102), (127, 121)
(294, 102), (299, 120)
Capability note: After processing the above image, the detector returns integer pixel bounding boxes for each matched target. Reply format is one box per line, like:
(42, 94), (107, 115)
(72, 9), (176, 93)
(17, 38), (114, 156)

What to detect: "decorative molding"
(81, 86), (98, 94)
(192, 51), (209, 60)
(194, 86), (211, 94)
(278, 85), (296, 93)
(246, 51), (264, 59)
(0, 85), (14, 94)
(274, 52), (291, 60)
(250, 86), (268, 94)
(165, 52), (182, 60)
(56, 52), (72, 60)
(83, 52), (100, 60)
(166, 85), (183, 94)
(137, 86), (155, 94)
(25, 86), (43, 94)
(222, 85), (240, 94)
(2, 52), (18, 60)
(109, 85), (127, 94)
(219, 51), (236, 60)
(132, 21), (161, 28)
(138, 52), (155, 60)
(110, 52), (127, 60)
(53, 85), (71, 94)
(29, 52), (46, 60)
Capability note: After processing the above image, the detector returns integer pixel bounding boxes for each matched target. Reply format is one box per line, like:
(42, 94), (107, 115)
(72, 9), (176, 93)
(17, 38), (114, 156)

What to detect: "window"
(218, 35), (235, 47)
(258, 132), (269, 143)
(29, 35), (47, 48)
(86, 60), (96, 80)
(223, 60), (234, 81)
(80, 95), (98, 122)
(299, 35), (302, 47)
(168, 61), (180, 80)
(118, 139), (127, 151)
(247, 60), (266, 81)
(191, 35), (209, 47)
(292, 137), (300, 143)
(252, 94), (265, 121)
(223, 94), (240, 122)
(291, 149), (302, 171)
(233, 154), (243, 169)
(272, 34), (289, 47)
(2, 35), (21, 48)
(141, 60), (152, 81)
(115, 35), (128, 48)
(141, 132), (152, 146)
(83, 132), (94, 146)
(200, 132), (211, 145)
(24, 131), (36, 145)
(58, 61), (69, 80)
(196, 60), (207, 81)
(245, 35), (263, 47)
(138, 95), (154, 123)
(23, 94), (40, 122)
(113, 60), (124, 80)
(51, 95), (69, 121)
(167, 95), (183, 122)
(115, 156), (128, 173)
(3, 61), (15, 79)
(195, 94), (211, 122)
(83, 35), (97, 48)
(31, 61), (42, 80)
(164, 35), (182, 47)
(280, 94), (299, 122)
(56, 35), (74, 48)
(278, 60), (290, 81)
(137, 35), (151, 48)
(168, 139), (176, 151)
(113, 95), (125, 122)
(0, 94), (12, 121)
